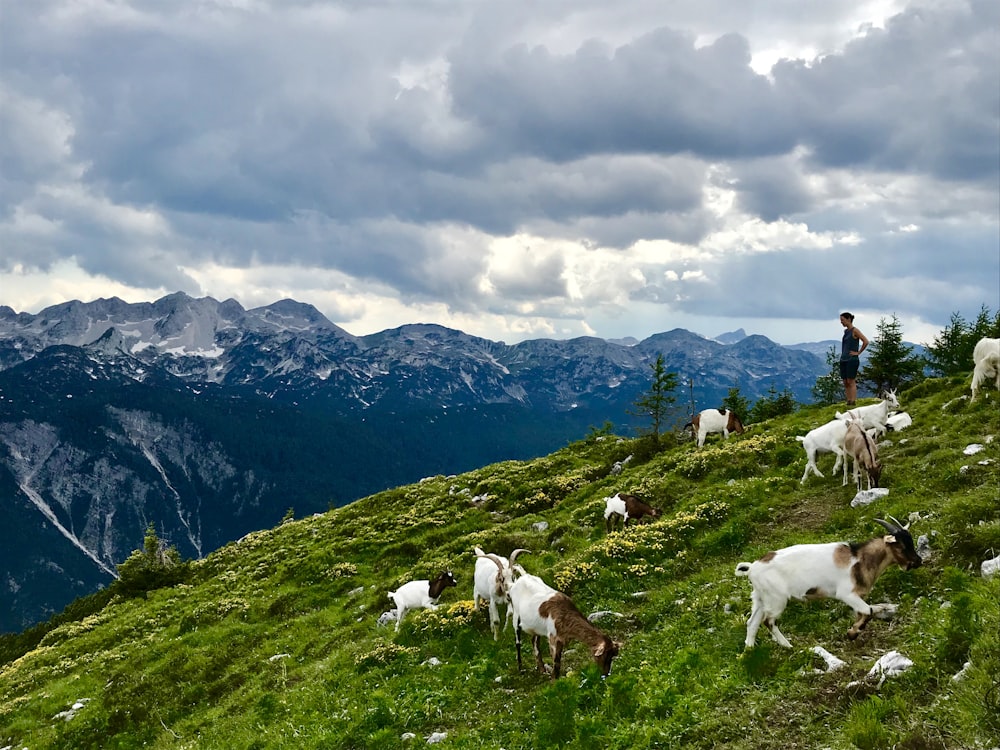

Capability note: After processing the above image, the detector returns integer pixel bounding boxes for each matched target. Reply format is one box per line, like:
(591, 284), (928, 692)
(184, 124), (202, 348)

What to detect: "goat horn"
(509, 548), (530, 565)
(887, 514), (909, 531)
(874, 518), (897, 534)
(484, 553), (506, 575)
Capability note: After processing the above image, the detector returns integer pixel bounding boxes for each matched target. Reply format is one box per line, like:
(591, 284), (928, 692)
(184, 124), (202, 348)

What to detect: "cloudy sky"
(1, 0), (997, 346)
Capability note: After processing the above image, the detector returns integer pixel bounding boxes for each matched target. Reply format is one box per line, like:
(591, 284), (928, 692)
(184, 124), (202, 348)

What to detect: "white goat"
(836, 390), (900, 438)
(684, 408), (746, 447)
(387, 570), (457, 632)
(843, 419), (881, 490)
(796, 419), (849, 484)
(472, 547), (528, 640)
(735, 517), (922, 648)
(885, 412), (912, 431)
(508, 565), (620, 678)
(970, 337), (1000, 401)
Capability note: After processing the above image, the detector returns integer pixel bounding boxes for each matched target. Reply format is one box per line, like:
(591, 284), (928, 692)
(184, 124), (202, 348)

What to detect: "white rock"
(811, 646), (847, 672)
(870, 603), (898, 620)
(423, 657), (442, 667)
(427, 731), (448, 744)
(401, 732), (417, 740)
(952, 661), (972, 682)
(850, 487), (890, 507)
(867, 650), (913, 686)
(587, 610), (624, 622)
(982, 553), (1000, 578)
(268, 653), (291, 662)
(532, 521), (549, 532)
(963, 443), (985, 455)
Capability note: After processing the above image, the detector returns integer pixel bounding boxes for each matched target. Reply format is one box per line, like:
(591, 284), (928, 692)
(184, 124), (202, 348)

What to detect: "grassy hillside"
(2, 375), (998, 749)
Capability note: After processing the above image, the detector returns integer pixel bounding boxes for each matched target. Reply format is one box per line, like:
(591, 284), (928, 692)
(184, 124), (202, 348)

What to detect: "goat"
(387, 570), (457, 632)
(836, 390), (899, 438)
(735, 516), (922, 648)
(796, 418), (849, 483)
(604, 492), (661, 533)
(843, 418), (882, 490)
(508, 565), (621, 678)
(885, 412), (912, 431)
(684, 408), (745, 447)
(970, 337), (1000, 401)
(473, 547), (528, 639)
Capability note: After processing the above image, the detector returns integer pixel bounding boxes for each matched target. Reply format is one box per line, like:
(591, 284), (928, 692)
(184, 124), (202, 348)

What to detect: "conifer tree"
(811, 345), (843, 405)
(722, 386), (751, 421)
(859, 314), (924, 394)
(629, 354), (678, 444)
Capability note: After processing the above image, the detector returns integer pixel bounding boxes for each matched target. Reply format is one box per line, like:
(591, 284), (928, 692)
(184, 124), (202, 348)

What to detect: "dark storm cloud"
(0, 0), (996, 340)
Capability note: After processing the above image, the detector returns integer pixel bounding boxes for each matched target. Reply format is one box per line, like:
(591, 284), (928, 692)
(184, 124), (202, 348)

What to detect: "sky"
(1, 0), (998, 347)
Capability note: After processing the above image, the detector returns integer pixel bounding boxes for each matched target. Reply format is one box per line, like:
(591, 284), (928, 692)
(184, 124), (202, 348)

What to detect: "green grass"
(2, 378), (998, 749)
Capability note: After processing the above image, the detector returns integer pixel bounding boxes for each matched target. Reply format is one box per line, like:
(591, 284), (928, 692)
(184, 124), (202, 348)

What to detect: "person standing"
(839, 312), (869, 405)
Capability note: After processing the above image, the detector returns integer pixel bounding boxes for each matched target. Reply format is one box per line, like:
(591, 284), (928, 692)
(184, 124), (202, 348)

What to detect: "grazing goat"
(508, 565), (621, 678)
(970, 337), (1000, 401)
(685, 408), (745, 447)
(387, 570), (457, 632)
(843, 419), (882, 490)
(796, 419), (849, 483)
(473, 547), (528, 640)
(836, 390), (900, 438)
(604, 492), (661, 533)
(735, 517), (922, 648)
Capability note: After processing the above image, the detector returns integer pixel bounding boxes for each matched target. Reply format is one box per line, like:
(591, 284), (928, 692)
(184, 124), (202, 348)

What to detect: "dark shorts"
(840, 358), (860, 380)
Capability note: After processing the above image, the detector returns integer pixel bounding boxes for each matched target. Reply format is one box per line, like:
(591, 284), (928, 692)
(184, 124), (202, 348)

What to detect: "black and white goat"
(735, 517), (922, 648)
(603, 492), (661, 533)
(508, 564), (621, 678)
(473, 547), (528, 639)
(387, 570), (457, 632)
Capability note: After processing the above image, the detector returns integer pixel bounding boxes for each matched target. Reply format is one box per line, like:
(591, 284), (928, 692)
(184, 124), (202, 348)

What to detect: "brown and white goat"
(387, 570), (457, 632)
(735, 517), (922, 648)
(603, 492), (661, 533)
(843, 419), (882, 490)
(685, 408), (745, 447)
(508, 565), (621, 678)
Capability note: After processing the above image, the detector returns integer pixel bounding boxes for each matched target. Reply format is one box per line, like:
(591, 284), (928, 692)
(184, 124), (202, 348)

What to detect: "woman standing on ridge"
(839, 312), (869, 406)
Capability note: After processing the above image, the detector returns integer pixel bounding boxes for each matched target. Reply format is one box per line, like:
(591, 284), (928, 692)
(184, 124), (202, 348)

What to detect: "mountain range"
(0, 292), (832, 632)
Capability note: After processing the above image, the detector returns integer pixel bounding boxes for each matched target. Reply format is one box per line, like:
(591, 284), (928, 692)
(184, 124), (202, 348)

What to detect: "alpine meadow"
(1, 376), (999, 748)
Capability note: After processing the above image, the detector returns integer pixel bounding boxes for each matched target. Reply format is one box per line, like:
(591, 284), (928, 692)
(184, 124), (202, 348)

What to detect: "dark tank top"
(841, 327), (859, 361)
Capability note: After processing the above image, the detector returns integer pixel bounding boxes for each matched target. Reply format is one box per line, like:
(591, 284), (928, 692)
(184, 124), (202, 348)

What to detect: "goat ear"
(883, 534), (897, 544)
(593, 643), (606, 657)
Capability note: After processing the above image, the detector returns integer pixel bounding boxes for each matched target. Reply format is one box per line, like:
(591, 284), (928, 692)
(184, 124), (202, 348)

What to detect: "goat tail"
(795, 436), (806, 442)
(734, 562), (752, 577)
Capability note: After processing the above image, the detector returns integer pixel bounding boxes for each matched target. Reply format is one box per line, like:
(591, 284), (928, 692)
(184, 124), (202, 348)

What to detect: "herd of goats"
(383, 337), (1000, 679)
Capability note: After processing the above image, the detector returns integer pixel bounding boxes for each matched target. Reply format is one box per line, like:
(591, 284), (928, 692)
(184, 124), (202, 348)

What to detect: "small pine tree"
(114, 523), (186, 598)
(629, 354), (679, 444)
(923, 305), (998, 376)
(721, 386), (751, 421)
(811, 345), (844, 405)
(859, 314), (924, 394)
(924, 311), (971, 376)
(748, 384), (797, 423)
